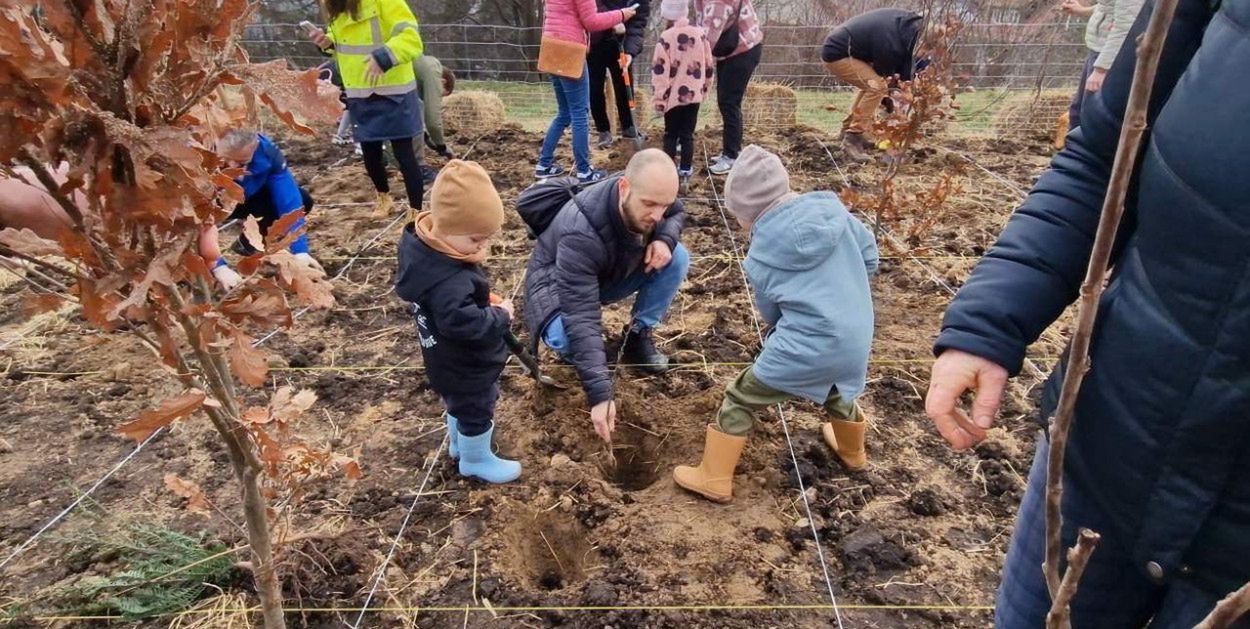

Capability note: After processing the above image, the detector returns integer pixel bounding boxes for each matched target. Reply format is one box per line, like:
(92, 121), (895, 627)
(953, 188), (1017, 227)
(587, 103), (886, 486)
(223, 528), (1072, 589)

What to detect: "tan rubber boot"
(821, 415), (868, 471)
(673, 425), (747, 503)
(372, 193), (394, 218)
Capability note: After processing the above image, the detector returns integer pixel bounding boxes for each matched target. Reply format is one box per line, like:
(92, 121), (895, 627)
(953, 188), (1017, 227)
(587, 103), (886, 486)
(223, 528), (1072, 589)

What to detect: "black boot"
(622, 323), (670, 374)
(840, 132), (873, 164)
(232, 234), (260, 257)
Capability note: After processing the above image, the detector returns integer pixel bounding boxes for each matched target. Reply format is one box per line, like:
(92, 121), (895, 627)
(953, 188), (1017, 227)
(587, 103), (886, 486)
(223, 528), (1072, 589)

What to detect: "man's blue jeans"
(542, 244), (690, 354)
(538, 64), (592, 176)
(997, 436), (1244, 628)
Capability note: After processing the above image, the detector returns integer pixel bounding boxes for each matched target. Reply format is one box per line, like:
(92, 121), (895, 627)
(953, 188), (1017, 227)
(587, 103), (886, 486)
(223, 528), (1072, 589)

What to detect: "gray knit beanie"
(725, 145), (798, 225)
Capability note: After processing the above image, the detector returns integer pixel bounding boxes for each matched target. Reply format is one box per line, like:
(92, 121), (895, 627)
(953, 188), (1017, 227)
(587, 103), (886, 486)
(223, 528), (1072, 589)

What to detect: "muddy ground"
(0, 120), (1065, 628)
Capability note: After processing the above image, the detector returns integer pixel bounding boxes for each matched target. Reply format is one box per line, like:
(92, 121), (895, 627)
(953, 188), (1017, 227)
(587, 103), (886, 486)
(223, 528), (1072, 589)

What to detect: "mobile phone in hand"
(299, 20), (318, 33)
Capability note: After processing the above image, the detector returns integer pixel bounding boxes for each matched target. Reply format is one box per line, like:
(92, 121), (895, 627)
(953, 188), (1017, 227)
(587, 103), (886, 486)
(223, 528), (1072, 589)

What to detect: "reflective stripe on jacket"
(326, 0), (424, 98)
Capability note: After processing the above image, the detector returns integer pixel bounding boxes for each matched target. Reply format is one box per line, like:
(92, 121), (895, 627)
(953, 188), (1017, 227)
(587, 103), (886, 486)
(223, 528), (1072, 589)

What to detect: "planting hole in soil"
(599, 422), (662, 492)
(504, 510), (596, 591)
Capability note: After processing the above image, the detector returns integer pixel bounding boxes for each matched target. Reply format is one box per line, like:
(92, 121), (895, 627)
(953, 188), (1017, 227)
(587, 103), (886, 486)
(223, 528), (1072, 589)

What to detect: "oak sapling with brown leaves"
(0, 0), (352, 626)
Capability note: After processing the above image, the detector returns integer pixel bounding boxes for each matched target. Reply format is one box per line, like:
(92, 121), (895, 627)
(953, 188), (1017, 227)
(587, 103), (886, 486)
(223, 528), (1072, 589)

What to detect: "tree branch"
(14, 150), (87, 231)
(0, 243), (85, 282)
(1045, 529), (1101, 629)
(1042, 0), (1179, 618)
(0, 256), (72, 298)
(58, 0), (113, 64)
(1195, 582), (1250, 629)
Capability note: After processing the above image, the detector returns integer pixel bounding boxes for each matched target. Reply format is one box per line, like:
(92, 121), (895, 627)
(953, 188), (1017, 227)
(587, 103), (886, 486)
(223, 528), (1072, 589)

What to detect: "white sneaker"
(331, 135), (353, 146)
(709, 156), (736, 176)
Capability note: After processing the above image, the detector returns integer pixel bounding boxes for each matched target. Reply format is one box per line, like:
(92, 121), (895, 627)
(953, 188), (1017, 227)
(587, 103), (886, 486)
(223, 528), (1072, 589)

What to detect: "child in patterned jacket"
(651, 0), (715, 194)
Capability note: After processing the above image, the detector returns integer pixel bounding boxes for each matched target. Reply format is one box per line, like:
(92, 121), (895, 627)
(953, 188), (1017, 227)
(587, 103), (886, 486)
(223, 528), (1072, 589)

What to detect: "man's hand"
(1085, 67), (1107, 93)
(308, 26), (332, 50)
(925, 350), (1009, 450)
(364, 56), (385, 86)
(644, 241), (673, 273)
(620, 6), (637, 22)
(591, 400), (617, 443)
(495, 299), (515, 321)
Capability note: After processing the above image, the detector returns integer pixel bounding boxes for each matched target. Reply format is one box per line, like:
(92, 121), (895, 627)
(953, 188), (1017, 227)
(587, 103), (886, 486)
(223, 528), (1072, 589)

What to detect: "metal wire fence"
(242, 21), (1087, 136)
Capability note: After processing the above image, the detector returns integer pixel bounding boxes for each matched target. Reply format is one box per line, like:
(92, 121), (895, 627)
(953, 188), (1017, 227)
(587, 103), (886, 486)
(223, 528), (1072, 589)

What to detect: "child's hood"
(747, 192), (851, 272)
(394, 225), (472, 303)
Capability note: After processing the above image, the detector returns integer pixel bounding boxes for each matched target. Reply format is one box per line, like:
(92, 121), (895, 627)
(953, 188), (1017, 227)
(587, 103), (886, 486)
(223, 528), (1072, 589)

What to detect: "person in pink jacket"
(651, 0), (714, 194)
(535, 0), (636, 183)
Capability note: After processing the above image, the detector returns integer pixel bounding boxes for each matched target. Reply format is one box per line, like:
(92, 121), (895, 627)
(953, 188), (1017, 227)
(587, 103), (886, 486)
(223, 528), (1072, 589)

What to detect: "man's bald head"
(618, 149), (679, 235)
(625, 148), (679, 185)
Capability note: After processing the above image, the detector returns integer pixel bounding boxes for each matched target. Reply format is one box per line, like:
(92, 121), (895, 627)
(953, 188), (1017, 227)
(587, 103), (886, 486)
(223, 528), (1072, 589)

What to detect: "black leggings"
(664, 105), (700, 171)
(715, 44), (763, 159)
(360, 138), (424, 210)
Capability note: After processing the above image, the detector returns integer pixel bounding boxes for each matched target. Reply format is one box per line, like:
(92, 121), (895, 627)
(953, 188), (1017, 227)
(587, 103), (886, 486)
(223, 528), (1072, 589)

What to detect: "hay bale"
(992, 90), (1072, 140)
(742, 83), (797, 130)
(442, 90), (507, 135)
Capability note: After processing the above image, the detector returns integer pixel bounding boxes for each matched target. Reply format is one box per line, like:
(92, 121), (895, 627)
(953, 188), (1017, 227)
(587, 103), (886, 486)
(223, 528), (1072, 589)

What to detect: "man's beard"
(621, 192), (654, 235)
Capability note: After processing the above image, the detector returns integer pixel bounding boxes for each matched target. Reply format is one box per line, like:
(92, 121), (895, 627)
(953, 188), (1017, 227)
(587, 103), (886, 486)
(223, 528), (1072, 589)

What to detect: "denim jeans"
(1068, 51), (1099, 131)
(538, 64), (593, 175)
(542, 243), (690, 353)
(996, 436), (1246, 628)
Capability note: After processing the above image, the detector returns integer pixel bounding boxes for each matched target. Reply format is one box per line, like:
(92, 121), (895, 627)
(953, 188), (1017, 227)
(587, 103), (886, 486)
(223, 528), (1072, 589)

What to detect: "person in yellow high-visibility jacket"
(308, 0), (426, 218)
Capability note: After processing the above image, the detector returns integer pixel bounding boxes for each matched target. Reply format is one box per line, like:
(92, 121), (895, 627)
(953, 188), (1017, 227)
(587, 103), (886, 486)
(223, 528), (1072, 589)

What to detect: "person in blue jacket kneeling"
(215, 130), (319, 270)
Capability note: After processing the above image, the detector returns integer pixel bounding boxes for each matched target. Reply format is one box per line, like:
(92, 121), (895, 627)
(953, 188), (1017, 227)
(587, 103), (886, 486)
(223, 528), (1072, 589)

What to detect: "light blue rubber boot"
(446, 414), (460, 460)
(457, 426), (521, 484)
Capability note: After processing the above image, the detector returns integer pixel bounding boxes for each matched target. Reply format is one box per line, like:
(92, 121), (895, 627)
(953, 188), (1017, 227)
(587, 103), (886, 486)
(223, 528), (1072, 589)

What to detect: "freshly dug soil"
(0, 120), (1062, 628)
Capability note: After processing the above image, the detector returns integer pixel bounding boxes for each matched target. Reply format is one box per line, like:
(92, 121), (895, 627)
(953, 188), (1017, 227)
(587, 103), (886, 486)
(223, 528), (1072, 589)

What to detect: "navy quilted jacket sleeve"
(934, 0), (1212, 375)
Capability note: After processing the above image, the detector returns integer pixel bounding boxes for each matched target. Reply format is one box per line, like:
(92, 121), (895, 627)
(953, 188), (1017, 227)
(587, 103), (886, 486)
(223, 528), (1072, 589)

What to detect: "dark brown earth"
(0, 119), (1065, 628)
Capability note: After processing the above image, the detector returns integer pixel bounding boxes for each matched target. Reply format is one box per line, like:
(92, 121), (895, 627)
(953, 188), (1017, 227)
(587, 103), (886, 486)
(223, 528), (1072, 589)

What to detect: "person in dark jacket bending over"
(821, 8), (925, 162)
(588, 0), (650, 148)
(395, 160), (521, 484)
(925, 0), (1250, 626)
(525, 149), (690, 443)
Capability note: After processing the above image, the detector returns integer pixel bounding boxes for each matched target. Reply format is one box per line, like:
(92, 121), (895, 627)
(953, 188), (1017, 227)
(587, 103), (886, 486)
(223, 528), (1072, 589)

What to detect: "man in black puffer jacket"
(821, 8), (926, 161)
(588, 0), (651, 147)
(925, 0), (1250, 626)
(525, 149), (688, 443)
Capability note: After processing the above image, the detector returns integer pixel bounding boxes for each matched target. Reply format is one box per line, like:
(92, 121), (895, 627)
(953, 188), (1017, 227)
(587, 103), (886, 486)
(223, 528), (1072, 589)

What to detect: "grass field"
(457, 80), (1062, 135)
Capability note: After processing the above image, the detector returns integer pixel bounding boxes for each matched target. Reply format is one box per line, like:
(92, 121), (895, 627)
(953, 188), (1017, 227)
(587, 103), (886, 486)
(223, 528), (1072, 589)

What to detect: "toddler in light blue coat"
(674, 144), (879, 503)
